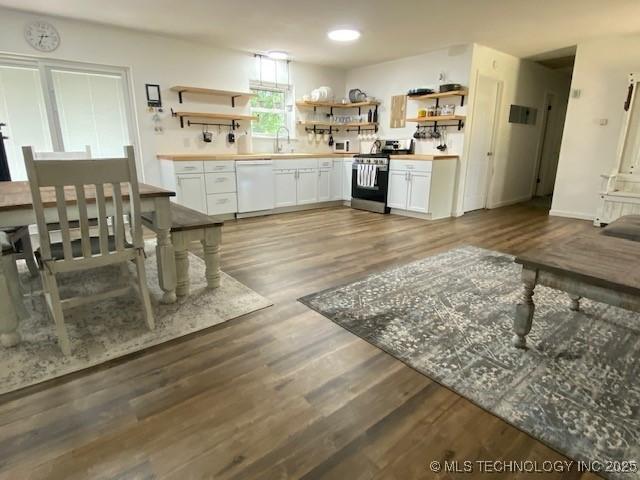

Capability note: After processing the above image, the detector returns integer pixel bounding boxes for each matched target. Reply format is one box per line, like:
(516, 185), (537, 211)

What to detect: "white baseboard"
(549, 209), (594, 221)
(488, 195), (532, 209)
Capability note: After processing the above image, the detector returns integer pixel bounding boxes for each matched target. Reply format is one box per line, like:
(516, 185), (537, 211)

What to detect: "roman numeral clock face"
(24, 21), (60, 52)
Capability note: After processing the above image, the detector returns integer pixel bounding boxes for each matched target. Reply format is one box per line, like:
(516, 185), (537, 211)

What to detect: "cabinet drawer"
(204, 160), (235, 173)
(207, 193), (237, 215)
(390, 160), (432, 173)
(274, 158), (318, 170)
(205, 172), (236, 194)
(318, 158), (333, 169)
(174, 161), (204, 174)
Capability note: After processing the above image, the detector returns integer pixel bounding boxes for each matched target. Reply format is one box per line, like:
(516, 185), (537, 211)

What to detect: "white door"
(176, 174), (207, 213)
(343, 160), (353, 200)
(387, 170), (409, 209)
(274, 169), (297, 207)
(331, 160), (343, 200)
(297, 168), (319, 204)
(407, 172), (431, 213)
(464, 74), (500, 212)
(318, 168), (331, 202)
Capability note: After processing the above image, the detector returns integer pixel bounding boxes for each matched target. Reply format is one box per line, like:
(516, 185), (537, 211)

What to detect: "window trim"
(0, 53), (143, 180)
(249, 82), (295, 139)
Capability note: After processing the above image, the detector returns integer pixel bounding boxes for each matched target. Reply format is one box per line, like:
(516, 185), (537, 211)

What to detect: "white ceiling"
(2, 0), (640, 68)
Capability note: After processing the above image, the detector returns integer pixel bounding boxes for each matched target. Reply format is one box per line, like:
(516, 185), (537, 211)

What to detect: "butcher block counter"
(157, 153), (459, 161)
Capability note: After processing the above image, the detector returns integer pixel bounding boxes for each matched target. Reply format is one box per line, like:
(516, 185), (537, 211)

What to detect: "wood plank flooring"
(0, 204), (604, 479)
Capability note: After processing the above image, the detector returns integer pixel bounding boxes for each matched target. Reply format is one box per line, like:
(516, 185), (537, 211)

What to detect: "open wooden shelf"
(297, 121), (377, 127)
(170, 86), (255, 105)
(173, 111), (256, 121)
(296, 100), (379, 108)
(406, 115), (466, 123)
(407, 90), (467, 101)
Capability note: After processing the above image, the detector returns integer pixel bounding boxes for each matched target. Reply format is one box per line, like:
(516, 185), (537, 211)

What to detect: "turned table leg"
(154, 197), (177, 304)
(513, 267), (538, 349)
(0, 253), (24, 347)
(172, 232), (190, 297)
(202, 226), (221, 289)
(569, 294), (581, 311)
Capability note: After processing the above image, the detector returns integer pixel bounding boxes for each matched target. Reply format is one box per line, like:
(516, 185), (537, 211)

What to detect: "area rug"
(299, 246), (640, 480)
(0, 241), (272, 395)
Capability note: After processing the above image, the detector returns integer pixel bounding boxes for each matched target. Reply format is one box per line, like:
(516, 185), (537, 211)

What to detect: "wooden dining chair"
(22, 145), (154, 355)
(2, 146), (93, 278)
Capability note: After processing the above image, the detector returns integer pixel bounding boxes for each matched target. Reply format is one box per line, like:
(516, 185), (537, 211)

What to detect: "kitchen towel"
(357, 164), (377, 188)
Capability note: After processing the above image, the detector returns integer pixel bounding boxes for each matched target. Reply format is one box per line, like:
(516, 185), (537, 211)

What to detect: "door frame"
(463, 71), (503, 211)
(530, 90), (558, 197)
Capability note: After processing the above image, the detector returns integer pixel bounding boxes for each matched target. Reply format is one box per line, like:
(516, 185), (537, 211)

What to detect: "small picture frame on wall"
(145, 84), (162, 107)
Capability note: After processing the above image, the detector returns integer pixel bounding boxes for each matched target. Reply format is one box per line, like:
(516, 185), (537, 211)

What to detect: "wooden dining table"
(0, 180), (179, 309)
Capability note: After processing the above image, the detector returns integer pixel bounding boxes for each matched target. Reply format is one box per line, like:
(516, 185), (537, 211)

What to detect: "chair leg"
(134, 250), (155, 330)
(18, 229), (38, 278)
(42, 269), (71, 356)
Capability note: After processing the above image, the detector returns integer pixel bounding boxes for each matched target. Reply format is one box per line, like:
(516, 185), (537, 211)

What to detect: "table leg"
(569, 294), (581, 311)
(173, 232), (190, 297)
(513, 268), (538, 349)
(202, 226), (221, 289)
(0, 254), (23, 347)
(154, 197), (177, 304)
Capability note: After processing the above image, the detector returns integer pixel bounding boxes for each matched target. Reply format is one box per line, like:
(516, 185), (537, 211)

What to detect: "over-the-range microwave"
(333, 140), (351, 153)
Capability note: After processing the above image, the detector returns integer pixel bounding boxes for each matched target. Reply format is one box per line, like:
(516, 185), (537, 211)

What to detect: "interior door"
(464, 74), (500, 212)
(274, 169), (297, 207)
(407, 172), (431, 213)
(297, 168), (318, 204)
(176, 174), (207, 213)
(387, 170), (408, 209)
(318, 168), (331, 202)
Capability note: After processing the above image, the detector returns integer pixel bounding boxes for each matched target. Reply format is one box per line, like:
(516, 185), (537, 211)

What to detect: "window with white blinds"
(0, 56), (135, 181)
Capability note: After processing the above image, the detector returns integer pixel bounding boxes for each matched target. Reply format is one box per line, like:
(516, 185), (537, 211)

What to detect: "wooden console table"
(513, 235), (640, 348)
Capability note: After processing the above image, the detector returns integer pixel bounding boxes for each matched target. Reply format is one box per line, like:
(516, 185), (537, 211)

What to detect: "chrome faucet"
(275, 125), (290, 153)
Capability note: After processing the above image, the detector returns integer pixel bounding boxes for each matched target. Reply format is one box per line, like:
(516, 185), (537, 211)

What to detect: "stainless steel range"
(351, 139), (414, 214)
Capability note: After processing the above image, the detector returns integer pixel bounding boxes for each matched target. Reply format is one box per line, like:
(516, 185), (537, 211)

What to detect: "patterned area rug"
(0, 241), (271, 395)
(299, 246), (640, 480)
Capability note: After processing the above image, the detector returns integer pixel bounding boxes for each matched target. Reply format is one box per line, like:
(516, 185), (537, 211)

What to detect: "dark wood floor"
(0, 204), (603, 479)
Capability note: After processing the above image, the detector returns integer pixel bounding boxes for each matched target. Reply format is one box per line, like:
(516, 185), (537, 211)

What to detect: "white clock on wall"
(24, 21), (60, 52)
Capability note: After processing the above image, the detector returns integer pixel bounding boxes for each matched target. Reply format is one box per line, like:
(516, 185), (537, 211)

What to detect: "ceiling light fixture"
(327, 29), (361, 42)
(267, 50), (288, 60)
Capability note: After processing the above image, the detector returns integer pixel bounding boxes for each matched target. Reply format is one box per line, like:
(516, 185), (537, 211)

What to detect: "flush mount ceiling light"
(327, 29), (361, 42)
(267, 50), (288, 60)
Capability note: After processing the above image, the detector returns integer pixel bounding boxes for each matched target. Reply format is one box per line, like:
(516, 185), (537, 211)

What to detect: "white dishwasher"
(236, 160), (275, 213)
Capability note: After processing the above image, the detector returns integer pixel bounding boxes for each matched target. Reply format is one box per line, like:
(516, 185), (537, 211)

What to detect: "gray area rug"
(0, 241), (272, 395)
(299, 246), (640, 479)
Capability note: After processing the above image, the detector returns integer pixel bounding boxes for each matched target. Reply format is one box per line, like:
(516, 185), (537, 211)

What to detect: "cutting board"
(390, 95), (407, 128)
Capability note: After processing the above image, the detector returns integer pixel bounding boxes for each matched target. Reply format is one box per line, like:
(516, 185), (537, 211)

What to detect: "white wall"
(551, 34), (640, 220)
(346, 45), (473, 156)
(0, 7), (346, 185)
(462, 44), (571, 212)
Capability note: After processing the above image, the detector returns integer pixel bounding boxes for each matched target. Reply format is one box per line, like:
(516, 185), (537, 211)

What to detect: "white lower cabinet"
(274, 169), (298, 208)
(343, 159), (353, 200)
(297, 168), (319, 204)
(176, 173), (207, 213)
(331, 159), (343, 200)
(388, 160), (433, 214)
(318, 167), (331, 202)
(207, 193), (237, 215)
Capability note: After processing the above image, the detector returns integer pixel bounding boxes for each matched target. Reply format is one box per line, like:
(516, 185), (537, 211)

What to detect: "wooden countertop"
(157, 153), (459, 161)
(389, 154), (458, 161)
(156, 153), (355, 161)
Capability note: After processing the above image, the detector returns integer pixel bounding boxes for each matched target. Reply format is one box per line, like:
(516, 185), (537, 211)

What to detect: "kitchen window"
(0, 54), (137, 181)
(250, 84), (292, 138)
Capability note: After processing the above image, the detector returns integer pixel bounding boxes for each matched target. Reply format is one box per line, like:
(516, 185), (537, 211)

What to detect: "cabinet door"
(331, 160), (343, 200)
(297, 168), (319, 204)
(343, 161), (353, 200)
(318, 168), (331, 202)
(274, 169), (297, 208)
(387, 170), (409, 210)
(407, 172), (431, 213)
(176, 173), (207, 213)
